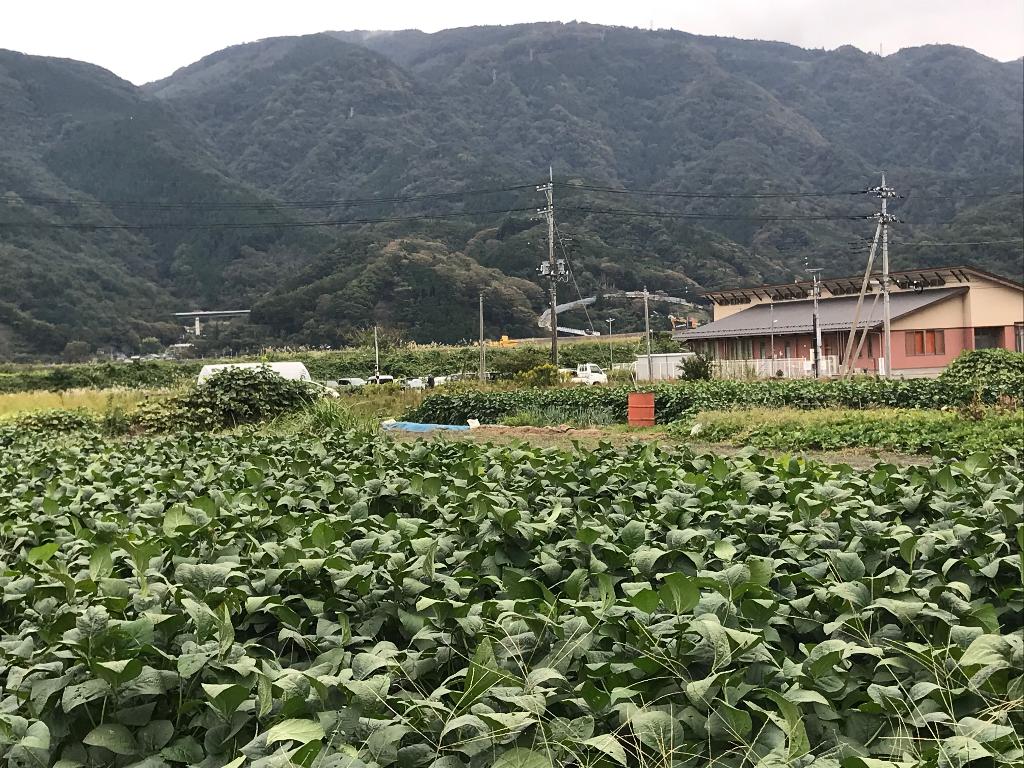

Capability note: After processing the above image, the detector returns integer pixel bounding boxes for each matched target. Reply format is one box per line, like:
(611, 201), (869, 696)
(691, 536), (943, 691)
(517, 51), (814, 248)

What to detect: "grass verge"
(676, 407), (1023, 455)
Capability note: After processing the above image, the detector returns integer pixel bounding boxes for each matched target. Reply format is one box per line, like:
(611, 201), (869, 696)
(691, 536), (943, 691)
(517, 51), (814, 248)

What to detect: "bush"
(679, 353), (713, 381)
(940, 349), (1024, 405)
(514, 363), (562, 387)
(10, 408), (99, 434)
(134, 367), (317, 432)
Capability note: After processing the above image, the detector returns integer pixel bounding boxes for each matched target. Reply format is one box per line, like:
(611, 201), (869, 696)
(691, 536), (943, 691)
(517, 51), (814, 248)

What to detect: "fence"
(635, 353), (695, 381)
(713, 355), (840, 380)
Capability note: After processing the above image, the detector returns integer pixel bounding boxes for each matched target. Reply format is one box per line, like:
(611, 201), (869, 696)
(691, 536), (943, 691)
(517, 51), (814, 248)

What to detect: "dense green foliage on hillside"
(2, 24), (1021, 358)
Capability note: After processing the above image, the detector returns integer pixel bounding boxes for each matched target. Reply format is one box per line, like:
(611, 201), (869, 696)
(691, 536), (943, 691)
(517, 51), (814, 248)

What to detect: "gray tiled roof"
(679, 287), (967, 340)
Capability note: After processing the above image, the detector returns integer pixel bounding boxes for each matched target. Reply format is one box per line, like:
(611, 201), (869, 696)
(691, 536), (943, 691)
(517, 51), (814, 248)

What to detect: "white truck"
(568, 363), (608, 385)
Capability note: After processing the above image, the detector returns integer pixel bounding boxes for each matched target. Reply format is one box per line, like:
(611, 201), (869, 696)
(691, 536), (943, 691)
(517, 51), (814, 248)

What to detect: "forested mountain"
(2, 23), (1021, 358)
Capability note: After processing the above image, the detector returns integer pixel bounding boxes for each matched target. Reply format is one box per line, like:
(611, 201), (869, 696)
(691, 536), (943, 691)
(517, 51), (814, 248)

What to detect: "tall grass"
(504, 404), (619, 428)
(0, 388), (165, 420)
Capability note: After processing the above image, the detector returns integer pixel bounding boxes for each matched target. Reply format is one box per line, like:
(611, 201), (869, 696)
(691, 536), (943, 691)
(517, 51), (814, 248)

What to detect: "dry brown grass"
(0, 388), (164, 420)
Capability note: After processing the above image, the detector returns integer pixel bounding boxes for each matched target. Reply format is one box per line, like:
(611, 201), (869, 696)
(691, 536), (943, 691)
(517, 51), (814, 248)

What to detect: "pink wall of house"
(702, 323), (1018, 374)
(889, 327), (974, 371)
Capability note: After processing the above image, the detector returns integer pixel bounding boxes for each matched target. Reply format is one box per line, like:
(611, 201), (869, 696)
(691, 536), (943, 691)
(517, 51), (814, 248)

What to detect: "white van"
(197, 362), (313, 383)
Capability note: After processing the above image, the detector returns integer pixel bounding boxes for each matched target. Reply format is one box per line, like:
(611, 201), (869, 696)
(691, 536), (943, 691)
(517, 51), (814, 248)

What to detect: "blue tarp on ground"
(382, 421), (470, 432)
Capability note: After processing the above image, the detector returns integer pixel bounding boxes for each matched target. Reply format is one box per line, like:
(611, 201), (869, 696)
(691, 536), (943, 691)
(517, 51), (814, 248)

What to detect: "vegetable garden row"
(406, 350), (1024, 425)
(1, 428), (1021, 767)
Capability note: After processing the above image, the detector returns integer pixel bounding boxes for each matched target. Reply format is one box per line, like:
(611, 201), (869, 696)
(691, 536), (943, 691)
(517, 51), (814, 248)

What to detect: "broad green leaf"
(162, 505), (191, 536)
(582, 735), (627, 766)
(201, 683), (250, 718)
(660, 573), (699, 614)
(491, 748), (553, 768)
(83, 724), (137, 756)
(713, 540), (736, 561)
(830, 552), (865, 581)
(630, 710), (686, 750)
(137, 720), (175, 753)
(619, 520), (647, 550)
(960, 635), (1011, 667)
(27, 541), (60, 564)
(629, 588), (660, 613)
(160, 736), (204, 764)
(955, 716), (1015, 743)
(62, 679), (110, 712)
(264, 718), (325, 746)
(937, 736), (990, 768)
(89, 545), (113, 580)
(457, 638), (506, 712)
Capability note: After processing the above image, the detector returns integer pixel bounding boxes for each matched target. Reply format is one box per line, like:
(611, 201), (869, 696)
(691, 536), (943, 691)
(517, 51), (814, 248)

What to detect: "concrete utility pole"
(807, 268), (823, 377)
(840, 222), (882, 377)
(537, 168), (559, 366)
(478, 293), (486, 383)
(643, 287), (654, 379)
(606, 318), (614, 372)
(373, 326), (380, 380)
(875, 173), (898, 377)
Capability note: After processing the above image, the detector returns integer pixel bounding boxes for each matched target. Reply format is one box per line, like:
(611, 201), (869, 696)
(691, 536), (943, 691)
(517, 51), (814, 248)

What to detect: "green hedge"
(0, 337), (674, 393)
(406, 352), (1024, 424)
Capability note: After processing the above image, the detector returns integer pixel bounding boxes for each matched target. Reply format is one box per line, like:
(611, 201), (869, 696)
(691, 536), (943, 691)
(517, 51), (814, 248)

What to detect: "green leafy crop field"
(1, 429), (1021, 767)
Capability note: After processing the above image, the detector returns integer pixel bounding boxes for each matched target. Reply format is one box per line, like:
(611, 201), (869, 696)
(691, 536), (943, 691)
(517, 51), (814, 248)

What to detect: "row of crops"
(406, 350), (1024, 425)
(1, 427), (1021, 767)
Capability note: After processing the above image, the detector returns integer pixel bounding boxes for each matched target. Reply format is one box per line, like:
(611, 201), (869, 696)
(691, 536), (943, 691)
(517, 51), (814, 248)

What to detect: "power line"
(3, 182), (538, 211)
(563, 206), (868, 221)
(558, 182), (864, 199)
(0, 206), (538, 231)
(890, 239), (1024, 247)
(900, 191), (1024, 201)
(562, 181), (1024, 202)
(554, 225), (595, 334)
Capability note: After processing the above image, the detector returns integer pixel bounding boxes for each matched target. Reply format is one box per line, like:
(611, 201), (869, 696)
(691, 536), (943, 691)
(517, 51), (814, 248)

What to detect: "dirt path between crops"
(392, 424), (922, 468)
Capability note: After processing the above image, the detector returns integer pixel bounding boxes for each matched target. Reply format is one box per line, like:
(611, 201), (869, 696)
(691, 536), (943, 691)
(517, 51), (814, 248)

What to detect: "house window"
(905, 329), (945, 356)
(1016, 323), (1024, 353)
(974, 327), (1003, 350)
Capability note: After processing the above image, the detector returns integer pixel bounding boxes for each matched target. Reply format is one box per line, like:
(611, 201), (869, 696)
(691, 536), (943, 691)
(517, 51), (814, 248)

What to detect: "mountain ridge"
(1, 23), (1021, 358)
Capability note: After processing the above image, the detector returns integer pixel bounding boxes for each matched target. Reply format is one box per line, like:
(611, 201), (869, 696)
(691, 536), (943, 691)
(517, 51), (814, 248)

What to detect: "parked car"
(366, 374), (395, 385)
(334, 377), (367, 390)
(401, 377), (426, 390)
(568, 363), (608, 385)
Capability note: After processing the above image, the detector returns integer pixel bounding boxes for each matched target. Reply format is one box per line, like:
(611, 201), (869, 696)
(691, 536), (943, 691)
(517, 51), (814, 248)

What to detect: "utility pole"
(840, 222), (882, 377)
(870, 173), (898, 377)
(643, 287), (654, 380)
(807, 268), (823, 377)
(536, 167), (560, 366)
(606, 318), (614, 372)
(373, 326), (380, 381)
(478, 293), (486, 383)
(769, 301), (775, 361)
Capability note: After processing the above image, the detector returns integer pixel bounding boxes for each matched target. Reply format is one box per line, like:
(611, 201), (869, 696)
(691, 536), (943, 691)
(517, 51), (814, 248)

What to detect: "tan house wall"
(712, 303), (754, 321)
(890, 292), (968, 331)
(964, 281), (1024, 327)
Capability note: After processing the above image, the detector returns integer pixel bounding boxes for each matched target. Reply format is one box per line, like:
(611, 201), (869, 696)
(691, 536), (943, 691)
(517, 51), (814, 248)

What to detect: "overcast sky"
(2, 0), (1022, 84)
